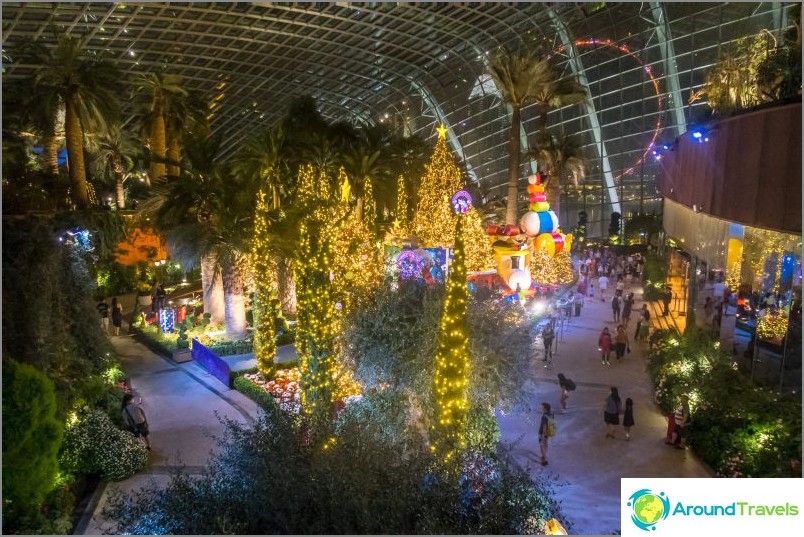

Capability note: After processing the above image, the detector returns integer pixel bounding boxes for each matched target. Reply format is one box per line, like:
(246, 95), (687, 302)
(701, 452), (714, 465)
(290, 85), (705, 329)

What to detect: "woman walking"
(603, 387), (622, 438)
(598, 327), (613, 366)
(557, 373), (575, 411)
(538, 402), (552, 466)
(111, 297), (123, 336)
(623, 398), (635, 440)
(614, 324), (630, 361)
(611, 294), (621, 323)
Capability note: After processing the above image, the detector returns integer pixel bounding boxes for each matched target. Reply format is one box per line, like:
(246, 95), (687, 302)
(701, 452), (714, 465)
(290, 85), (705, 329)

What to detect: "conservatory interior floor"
(77, 279), (712, 536)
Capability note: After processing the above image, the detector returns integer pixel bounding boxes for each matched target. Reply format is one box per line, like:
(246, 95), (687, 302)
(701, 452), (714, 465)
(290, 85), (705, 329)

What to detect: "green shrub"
(647, 328), (802, 477)
(2, 219), (115, 413)
(59, 409), (148, 482)
(233, 375), (279, 412)
(2, 360), (64, 526)
(465, 405), (501, 455)
(176, 320), (190, 350)
(102, 411), (566, 535)
(208, 338), (253, 356)
(277, 327), (296, 346)
(642, 251), (668, 287)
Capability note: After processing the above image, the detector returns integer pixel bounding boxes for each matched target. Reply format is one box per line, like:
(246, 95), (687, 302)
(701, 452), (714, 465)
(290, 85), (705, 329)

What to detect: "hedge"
(233, 375), (280, 413)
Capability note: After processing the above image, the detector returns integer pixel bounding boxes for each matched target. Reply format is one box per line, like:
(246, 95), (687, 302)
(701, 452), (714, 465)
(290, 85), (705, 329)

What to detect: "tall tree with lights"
(530, 249), (554, 285)
(549, 251), (575, 284)
(463, 206), (495, 272)
(386, 174), (411, 245)
(250, 188), (278, 374)
(412, 125), (463, 248)
(332, 173), (382, 315)
(295, 217), (337, 428)
(431, 211), (470, 464)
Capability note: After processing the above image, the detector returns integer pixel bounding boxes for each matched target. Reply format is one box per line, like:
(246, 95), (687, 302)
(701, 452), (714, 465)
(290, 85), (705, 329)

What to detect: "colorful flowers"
(245, 368), (302, 414)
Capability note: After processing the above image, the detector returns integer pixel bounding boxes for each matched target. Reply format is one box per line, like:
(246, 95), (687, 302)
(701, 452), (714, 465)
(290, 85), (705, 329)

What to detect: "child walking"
(623, 398), (635, 440)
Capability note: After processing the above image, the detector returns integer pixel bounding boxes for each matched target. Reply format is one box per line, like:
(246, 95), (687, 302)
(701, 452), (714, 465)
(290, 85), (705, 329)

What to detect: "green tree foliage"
(102, 408), (565, 534)
(343, 282), (532, 422)
(647, 328), (801, 477)
(2, 219), (115, 412)
(624, 212), (662, 246)
(2, 360), (64, 526)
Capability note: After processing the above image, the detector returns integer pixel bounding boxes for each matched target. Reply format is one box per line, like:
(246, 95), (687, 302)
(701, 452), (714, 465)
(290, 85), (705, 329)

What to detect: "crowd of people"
(534, 247), (696, 467)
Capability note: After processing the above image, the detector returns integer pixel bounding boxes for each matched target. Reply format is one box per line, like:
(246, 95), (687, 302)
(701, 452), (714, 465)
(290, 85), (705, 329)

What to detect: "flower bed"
(244, 369), (302, 414)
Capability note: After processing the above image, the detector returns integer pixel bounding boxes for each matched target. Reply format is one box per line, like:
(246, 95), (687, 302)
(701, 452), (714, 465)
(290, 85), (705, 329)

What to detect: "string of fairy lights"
(430, 211), (470, 464)
(250, 187), (279, 374)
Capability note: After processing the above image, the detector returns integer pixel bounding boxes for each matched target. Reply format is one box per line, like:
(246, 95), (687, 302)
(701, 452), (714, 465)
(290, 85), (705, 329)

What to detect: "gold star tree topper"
(436, 124), (448, 139)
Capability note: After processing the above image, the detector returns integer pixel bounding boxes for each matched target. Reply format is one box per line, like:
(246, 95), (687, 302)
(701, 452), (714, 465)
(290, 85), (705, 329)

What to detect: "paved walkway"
(82, 281), (712, 535)
(497, 277), (712, 535)
(76, 317), (263, 534)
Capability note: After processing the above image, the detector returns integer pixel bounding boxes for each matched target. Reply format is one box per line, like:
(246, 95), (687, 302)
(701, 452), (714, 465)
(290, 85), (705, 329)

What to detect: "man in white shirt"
(598, 275), (609, 301)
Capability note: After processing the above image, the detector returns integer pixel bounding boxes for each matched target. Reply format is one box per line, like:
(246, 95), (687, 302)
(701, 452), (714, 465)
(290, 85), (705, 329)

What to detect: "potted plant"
(136, 281), (153, 308)
(172, 320), (192, 363)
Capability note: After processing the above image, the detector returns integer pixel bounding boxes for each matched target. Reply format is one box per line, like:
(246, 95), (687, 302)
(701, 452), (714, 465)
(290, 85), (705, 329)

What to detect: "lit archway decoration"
(553, 38), (663, 182)
(450, 190), (473, 214)
(396, 250), (426, 280)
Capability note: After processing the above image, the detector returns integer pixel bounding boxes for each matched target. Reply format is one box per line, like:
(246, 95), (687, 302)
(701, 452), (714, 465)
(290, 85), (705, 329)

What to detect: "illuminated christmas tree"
(395, 174), (409, 231)
(250, 188), (278, 374)
(294, 217), (336, 425)
(332, 174), (383, 314)
(413, 125), (463, 248)
(362, 176), (377, 230)
(296, 163), (317, 206)
(549, 251), (575, 284)
(297, 163), (333, 219)
(530, 249), (554, 285)
(386, 174), (411, 246)
(431, 212), (470, 464)
(463, 206), (494, 272)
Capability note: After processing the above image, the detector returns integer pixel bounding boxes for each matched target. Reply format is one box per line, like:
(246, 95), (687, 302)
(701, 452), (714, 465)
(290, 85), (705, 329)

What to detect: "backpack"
(546, 416), (557, 437)
(565, 378), (577, 391)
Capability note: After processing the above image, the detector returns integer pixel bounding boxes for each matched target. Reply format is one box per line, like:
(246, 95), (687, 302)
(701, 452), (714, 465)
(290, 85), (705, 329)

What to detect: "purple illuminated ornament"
(451, 190), (473, 214)
(396, 250), (426, 280)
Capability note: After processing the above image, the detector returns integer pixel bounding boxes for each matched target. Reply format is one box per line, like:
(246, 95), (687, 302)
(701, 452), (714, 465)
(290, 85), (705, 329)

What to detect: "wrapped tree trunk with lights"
(431, 210), (470, 465)
(294, 218), (337, 431)
(251, 188), (278, 374)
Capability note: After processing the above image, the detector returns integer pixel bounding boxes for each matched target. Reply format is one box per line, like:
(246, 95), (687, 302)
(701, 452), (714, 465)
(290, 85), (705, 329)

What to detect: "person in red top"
(598, 327), (613, 366)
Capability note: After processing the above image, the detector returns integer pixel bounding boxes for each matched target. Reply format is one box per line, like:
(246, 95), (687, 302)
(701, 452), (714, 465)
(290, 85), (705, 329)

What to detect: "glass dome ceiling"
(2, 2), (795, 235)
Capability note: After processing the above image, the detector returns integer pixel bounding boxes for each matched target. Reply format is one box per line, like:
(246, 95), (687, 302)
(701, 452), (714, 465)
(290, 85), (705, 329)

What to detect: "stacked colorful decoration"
(520, 173), (573, 257)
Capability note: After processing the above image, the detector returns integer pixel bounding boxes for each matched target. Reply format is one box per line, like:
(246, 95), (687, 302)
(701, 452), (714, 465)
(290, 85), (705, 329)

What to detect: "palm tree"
(529, 131), (586, 224)
(165, 89), (209, 177)
(132, 73), (187, 186)
(141, 134), (254, 339)
(342, 145), (387, 225)
(4, 75), (63, 178)
(234, 126), (290, 211)
(27, 35), (120, 207)
(90, 123), (138, 209)
(487, 46), (586, 225)
(486, 47), (551, 226)
(532, 74), (586, 136)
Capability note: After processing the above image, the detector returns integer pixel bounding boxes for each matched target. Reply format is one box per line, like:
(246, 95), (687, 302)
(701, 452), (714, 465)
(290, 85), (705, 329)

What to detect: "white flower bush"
(59, 409), (148, 481)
